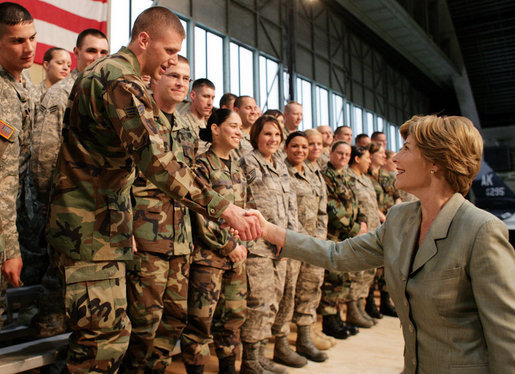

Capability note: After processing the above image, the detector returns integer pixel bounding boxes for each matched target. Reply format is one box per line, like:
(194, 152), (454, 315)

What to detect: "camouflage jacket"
(182, 110), (210, 154)
(0, 65), (35, 260)
(367, 169), (386, 215)
(31, 69), (79, 204)
(322, 162), (366, 241)
(132, 112), (197, 256)
(287, 160), (328, 239)
(316, 148), (330, 170)
(46, 47), (229, 263)
(378, 169), (400, 212)
(192, 148), (251, 269)
(230, 131), (253, 160)
(347, 167), (381, 232)
(240, 149), (298, 259)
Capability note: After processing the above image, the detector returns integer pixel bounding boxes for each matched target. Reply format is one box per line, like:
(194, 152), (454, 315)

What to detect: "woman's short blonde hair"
(400, 115), (483, 195)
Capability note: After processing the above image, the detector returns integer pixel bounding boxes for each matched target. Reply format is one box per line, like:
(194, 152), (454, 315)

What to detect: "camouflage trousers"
(345, 268), (377, 300)
(58, 256), (130, 374)
(181, 262), (247, 365)
(373, 266), (387, 292)
(241, 255), (286, 343)
(272, 258), (301, 336)
(293, 262), (325, 326)
(318, 270), (350, 316)
(0, 263), (5, 332)
(124, 251), (190, 374)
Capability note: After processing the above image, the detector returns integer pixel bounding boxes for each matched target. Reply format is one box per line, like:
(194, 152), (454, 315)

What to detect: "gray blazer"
(282, 193), (515, 373)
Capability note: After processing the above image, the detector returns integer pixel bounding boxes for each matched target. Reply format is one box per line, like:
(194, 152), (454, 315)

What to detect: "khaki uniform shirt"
(287, 160), (328, 239)
(0, 66), (35, 259)
(347, 167), (381, 232)
(31, 69), (79, 203)
(240, 149), (298, 258)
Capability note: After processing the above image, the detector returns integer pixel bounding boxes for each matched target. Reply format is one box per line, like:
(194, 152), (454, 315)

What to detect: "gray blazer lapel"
(400, 204), (422, 282)
(410, 193), (465, 275)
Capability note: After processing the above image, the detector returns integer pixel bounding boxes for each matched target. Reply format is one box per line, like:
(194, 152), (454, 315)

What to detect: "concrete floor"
(167, 315), (404, 373)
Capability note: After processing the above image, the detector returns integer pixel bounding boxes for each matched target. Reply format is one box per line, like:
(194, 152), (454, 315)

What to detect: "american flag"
(15, 0), (108, 68)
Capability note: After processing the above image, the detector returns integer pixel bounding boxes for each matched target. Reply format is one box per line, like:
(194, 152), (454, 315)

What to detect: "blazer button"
(210, 208), (215, 215)
(412, 358), (417, 365)
(404, 300), (408, 306)
(409, 325), (414, 333)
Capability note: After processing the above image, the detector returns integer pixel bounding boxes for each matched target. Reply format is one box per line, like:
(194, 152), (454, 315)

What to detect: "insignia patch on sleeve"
(0, 119), (14, 140)
(247, 168), (257, 184)
(124, 104), (145, 118)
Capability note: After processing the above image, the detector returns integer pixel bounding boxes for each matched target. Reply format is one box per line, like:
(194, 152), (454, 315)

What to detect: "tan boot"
(313, 324), (337, 346)
(309, 324), (332, 350)
(346, 300), (374, 328)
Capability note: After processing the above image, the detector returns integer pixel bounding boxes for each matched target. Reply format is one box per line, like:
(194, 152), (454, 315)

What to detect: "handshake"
(220, 204), (286, 247)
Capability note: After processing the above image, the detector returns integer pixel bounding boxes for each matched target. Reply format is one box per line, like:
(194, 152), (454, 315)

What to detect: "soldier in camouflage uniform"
(272, 131), (329, 363)
(0, 2), (36, 329)
(367, 146), (401, 317)
(179, 78), (215, 154)
(181, 109), (250, 374)
(345, 146), (381, 327)
(315, 125), (333, 169)
(231, 96), (258, 160)
(45, 8), (260, 373)
(30, 29), (109, 337)
(122, 56), (199, 373)
(320, 141), (367, 335)
(239, 116), (298, 374)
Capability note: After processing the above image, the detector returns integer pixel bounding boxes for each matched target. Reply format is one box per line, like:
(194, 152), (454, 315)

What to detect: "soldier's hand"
(358, 222), (368, 236)
(228, 244), (247, 263)
(132, 236), (138, 253)
(221, 204), (262, 241)
(2, 256), (23, 287)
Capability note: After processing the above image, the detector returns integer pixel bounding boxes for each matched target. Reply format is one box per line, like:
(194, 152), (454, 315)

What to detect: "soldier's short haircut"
(234, 95), (254, 109)
(130, 6), (185, 41)
(284, 100), (302, 113)
(0, 2), (32, 36)
(355, 133), (370, 143)
(220, 93), (237, 108)
(334, 125), (351, 136)
(76, 28), (107, 48)
(285, 130), (307, 147)
(43, 47), (67, 63)
(331, 140), (350, 152)
(177, 55), (189, 65)
(192, 78), (215, 92)
(371, 131), (385, 140)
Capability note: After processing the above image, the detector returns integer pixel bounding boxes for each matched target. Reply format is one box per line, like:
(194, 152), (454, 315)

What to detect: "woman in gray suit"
(249, 115), (515, 373)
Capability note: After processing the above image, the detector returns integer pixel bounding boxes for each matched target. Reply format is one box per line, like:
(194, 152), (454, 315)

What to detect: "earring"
(430, 170), (435, 175)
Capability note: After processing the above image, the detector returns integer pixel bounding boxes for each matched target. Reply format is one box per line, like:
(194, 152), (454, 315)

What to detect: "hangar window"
(296, 77), (313, 130)
(230, 43), (254, 98)
(259, 55), (281, 111)
(315, 86), (329, 128)
(332, 93), (345, 128)
(195, 27), (224, 105)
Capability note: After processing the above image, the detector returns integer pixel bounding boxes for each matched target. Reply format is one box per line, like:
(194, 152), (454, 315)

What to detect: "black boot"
(218, 355), (236, 374)
(259, 339), (288, 374)
(322, 314), (350, 339)
(380, 291), (398, 317)
(296, 325), (328, 362)
(185, 363), (205, 374)
(273, 335), (307, 368)
(365, 287), (383, 319)
(335, 311), (359, 335)
(241, 342), (266, 374)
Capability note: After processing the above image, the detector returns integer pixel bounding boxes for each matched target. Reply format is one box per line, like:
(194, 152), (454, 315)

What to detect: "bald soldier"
(45, 7), (260, 373)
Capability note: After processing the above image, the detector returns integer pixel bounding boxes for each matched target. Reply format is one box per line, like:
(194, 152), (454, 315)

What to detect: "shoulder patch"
(124, 104), (145, 118)
(0, 120), (15, 140)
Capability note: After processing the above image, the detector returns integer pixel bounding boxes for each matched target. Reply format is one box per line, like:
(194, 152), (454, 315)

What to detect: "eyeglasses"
(163, 73), (192, 84)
